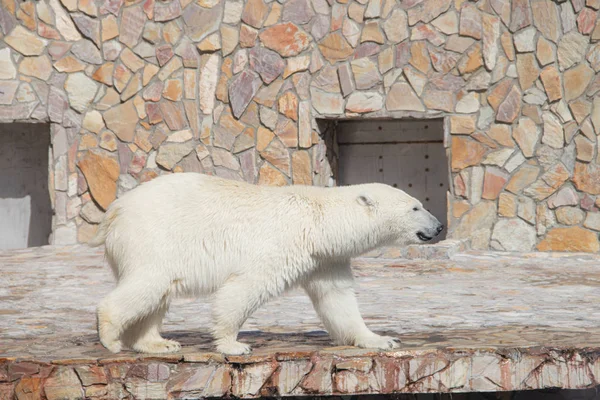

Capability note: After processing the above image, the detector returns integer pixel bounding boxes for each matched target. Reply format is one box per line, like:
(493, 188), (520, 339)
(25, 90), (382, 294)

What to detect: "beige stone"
(506, 164), (540, 193)
(156, 142), (195, 170)
(498, 192), (517, 217)
(386, 82), (425, 112)
(541, 112), (564, 149)
(431, 10), (458, 35)
(555, 207), (585, 225)
(345, 91), (384, 113)
(278, 91), (299, 121)
(409, 41), (430, 74)
(54, 55), (86, 73)
(450, 115), (477, 134)
(384, 9), (409, 42)
(569, 99), (592, 124)
(103, 100), (139, 142)
(537, 226), (600, 252)
(573, 162), (600, 195)
(564, 63), (594, 102)
(50, 0), (83, 41)
(516, 53), (539, 91)
(488, 124), (514, 147)
(121, 72), (142, 102)
(0, 48), (17, 80)
(361, 21), (385, 44)
(319, 32), (355, 63)
(5, 25), (48, 56)
(292, 151), (312, 185)
(82, 110), (104, 134)
(584, 213), (600, 231)
(351, 58), (380, 90)
(557, 31), (588, 70)
(500, 31), (515, 61)
(163, 79), (183, 102)
(536, 36), (554, 66)
(540, 66), (562, 102)
(451, 137), (487, 171)
(19, 55), (52, 80)
(574, 135), (594, 162)
(258, 162), (287, 186)
(77, 151), (120, 211)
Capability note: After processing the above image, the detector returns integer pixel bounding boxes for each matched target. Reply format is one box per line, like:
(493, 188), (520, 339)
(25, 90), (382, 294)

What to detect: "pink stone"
(482, 167), (509, 200)
(531, 0), (561, 42)
(577, 7), (597, 34)
(143, 81), (164, 102)
(100, 0), (123, 15)
(119, 5), (145, 48)
(249, 47), (285, 84)
(160, 101), (187, 130)
(156, 44), (174, 67)
(496, 85), (522, 123)
(259, 23), (311, 57)
(229, 70), (262, 119)
(510, 0), (532, 32)
(459, 3), (482, 39)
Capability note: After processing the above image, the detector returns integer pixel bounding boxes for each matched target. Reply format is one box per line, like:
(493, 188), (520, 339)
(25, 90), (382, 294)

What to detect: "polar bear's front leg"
(302, 261), (401, 351)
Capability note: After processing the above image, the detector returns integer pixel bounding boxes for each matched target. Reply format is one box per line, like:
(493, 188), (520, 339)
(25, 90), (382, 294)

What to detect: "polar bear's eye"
(413, 207), (418, 211)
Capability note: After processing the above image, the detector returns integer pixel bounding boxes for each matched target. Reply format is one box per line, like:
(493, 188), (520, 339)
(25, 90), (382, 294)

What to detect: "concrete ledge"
(2, 245), (600, 398)
(3, 330), (600, 399)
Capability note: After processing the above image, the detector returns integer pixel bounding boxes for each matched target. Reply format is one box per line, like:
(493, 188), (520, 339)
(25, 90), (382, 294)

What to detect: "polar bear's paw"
(354, 334), (401, 351)
(217, 341), (252, 355)
(101, 338), (123, 353)
(133, 339), (182, 354)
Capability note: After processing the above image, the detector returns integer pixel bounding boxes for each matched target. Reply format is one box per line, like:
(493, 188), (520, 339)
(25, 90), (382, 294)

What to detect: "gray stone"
(156, 142), (195, 170)
(491, 218), (536, 251)
(557, 32), (588, 70)
(64, 73), (99, 113)
(80, 201), (105, 224)
(260, 106), (278, 130)
(283, 0), (315, 25)
(183, 3), (222, 42)
(71, 40), (103, 64)
(72, 14), (101, 47)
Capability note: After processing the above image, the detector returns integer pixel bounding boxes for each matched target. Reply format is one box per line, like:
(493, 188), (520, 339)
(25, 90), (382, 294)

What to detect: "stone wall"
(0, 0), (599, 251)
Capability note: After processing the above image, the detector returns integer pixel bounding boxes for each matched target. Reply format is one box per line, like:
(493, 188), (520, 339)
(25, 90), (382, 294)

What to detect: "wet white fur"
(89, 173), (440, 355)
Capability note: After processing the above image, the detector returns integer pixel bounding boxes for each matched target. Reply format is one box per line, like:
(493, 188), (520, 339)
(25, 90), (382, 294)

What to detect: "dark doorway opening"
(0, 123), (52, 250)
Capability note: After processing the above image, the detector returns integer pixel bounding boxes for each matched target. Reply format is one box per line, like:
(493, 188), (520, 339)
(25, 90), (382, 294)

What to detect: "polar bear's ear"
(357, 194), (375, 208)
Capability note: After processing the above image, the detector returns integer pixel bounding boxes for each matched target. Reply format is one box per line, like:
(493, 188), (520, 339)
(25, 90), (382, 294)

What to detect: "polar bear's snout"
(414, 208), (444, 242)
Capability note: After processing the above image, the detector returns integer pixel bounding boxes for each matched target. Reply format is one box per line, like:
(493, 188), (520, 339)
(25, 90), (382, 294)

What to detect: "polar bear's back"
(114, 172), (318, 224)
(98, 173), (326, 290)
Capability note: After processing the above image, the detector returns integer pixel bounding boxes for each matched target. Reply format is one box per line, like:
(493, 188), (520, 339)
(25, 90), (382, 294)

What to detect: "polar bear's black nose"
(436, 224), (444, 235)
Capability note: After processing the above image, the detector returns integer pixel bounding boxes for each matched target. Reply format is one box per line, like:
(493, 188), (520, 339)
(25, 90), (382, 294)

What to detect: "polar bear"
(89, 173), (443, 355)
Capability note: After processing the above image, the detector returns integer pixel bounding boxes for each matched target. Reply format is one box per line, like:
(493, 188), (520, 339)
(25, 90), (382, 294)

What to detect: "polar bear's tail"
(88, 205), (119, 248)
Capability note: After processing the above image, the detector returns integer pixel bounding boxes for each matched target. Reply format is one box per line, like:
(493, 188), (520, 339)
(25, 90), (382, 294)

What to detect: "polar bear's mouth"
(416, 232), (433, 241)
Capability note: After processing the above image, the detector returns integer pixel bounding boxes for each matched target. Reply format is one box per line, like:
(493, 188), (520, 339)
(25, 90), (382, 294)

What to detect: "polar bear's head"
(356, 183), (444, 246)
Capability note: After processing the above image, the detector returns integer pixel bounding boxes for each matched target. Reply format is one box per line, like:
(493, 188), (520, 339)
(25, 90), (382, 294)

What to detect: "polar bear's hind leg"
(97, 274), (180, 353)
